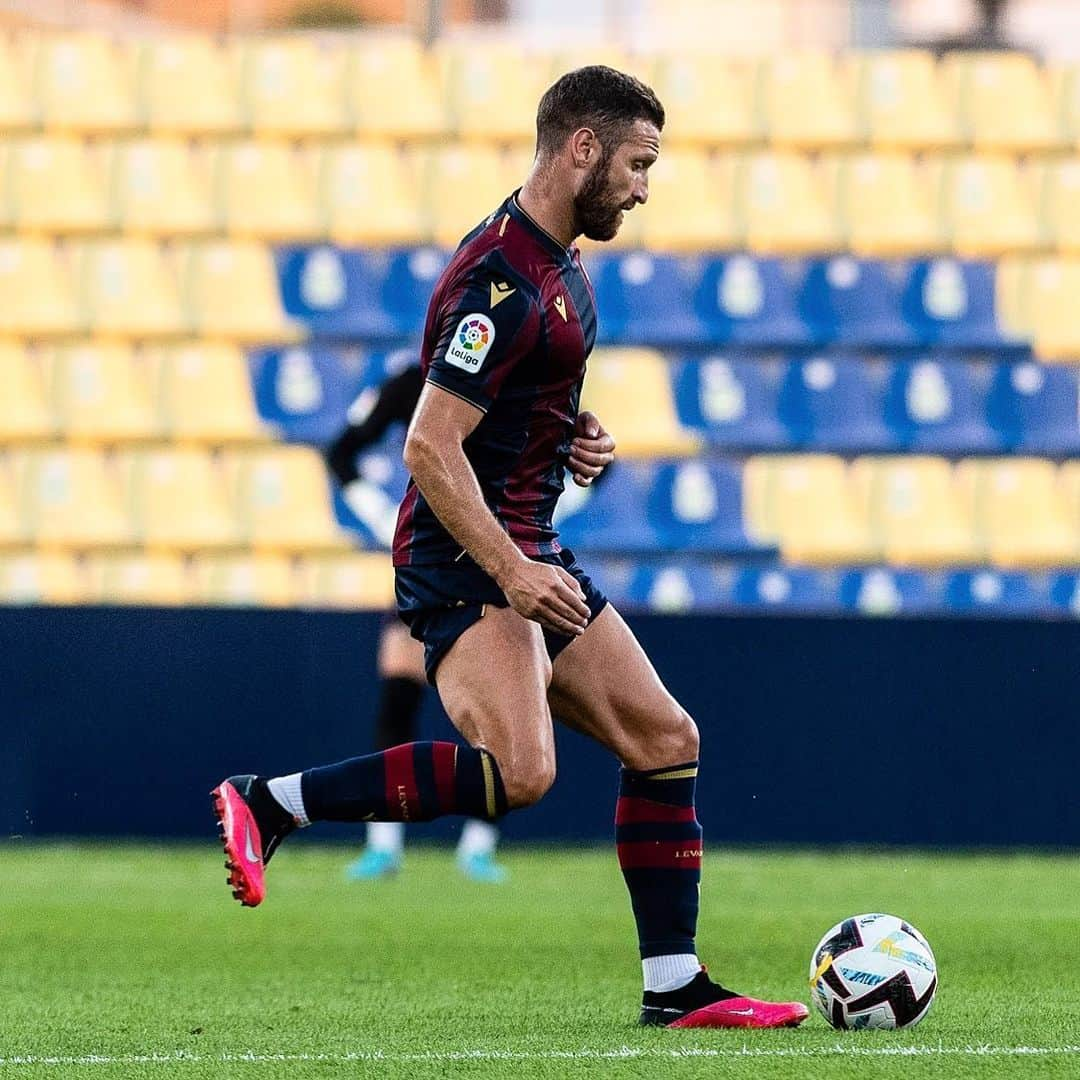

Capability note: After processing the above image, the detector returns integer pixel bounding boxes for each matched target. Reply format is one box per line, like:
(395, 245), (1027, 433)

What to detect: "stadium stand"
(0, 26), (1078, 616)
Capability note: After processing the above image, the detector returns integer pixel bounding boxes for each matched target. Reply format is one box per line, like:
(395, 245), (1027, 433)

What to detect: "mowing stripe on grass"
(1, 1046), (1080, 1066)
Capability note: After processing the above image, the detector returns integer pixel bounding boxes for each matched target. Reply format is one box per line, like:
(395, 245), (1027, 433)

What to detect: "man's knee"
(500, 756), (556, 811)
(659, 703), (699, 763)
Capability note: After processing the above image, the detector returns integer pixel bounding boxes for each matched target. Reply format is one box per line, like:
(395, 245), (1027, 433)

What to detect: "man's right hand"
(500, 560), (590, 637)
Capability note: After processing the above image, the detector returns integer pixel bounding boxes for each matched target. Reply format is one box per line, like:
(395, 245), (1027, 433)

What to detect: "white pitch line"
(1, 1045), (1079, 1067)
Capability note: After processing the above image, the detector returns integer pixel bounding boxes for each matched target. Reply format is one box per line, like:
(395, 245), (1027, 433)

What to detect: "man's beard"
(573, 157), (627, 242)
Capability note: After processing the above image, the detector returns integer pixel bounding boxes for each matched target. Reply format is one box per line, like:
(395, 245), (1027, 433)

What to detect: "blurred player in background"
(323, 365), (507, 883)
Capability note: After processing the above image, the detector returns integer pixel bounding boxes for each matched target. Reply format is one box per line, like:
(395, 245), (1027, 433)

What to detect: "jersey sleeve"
(426, 262), (538, 412)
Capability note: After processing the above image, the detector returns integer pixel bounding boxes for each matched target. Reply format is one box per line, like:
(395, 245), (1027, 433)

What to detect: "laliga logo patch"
(446, 313), (495, 373)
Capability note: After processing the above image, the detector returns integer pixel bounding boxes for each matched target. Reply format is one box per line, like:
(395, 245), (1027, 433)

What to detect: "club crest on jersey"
(446, 313), (495, 373)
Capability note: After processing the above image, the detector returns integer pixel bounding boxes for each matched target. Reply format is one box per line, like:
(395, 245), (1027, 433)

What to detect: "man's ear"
(569, 127), (599, 169)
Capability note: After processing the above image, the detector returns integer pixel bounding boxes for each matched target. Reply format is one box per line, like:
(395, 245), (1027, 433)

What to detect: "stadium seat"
(756, 53), (858, 149)
(648, 460), (761, 554)
(74, 240), (188, 340)
(941, 52), (1060, 153)
(616, 561), (726, 615)
(944, 568), (1053, 617)
(126, 447), (241, 551)
(192, 553), (295, 607)
(671, 353), (792, 450)
(783, 356), (894, 452)
(0, 239), (81, 338)
(0, 552), (86, 604)
(155, 342), (268, 444)
(885, 359), (999, 454)
(578, 349), (701, 457)
(234, 37), (349, 137)
(987, 361), (1080, 454)
(108, 138), (216, 237)
(650, 55), (757, 146)
(1029, 158), (1080, 252)
(838, 566), (941, 617)
(138, 35), (243, 135)
(28, 33), (138, 134)
(50, 343), (160, 443)
(229, 446), (351, 552)
(212, 141), (322, 242)
(852, 456), (980, 566)
(824, 153), (946, 257)
(638, 149), (739, 252)
(548, 46), (646, 83)
(5, 136), (110, 234)
(1058, 459), (1080, 528)
(0, 458), (27, 547)
(1049, 570), (1080, 616)
(1020, 256), (1080, 360)
(181, 241), (303, 344)
(20, 447), (133, 548)
(419, 145), (510, 248)
(927, 155), (1041, 257)
(319, 144), (425, 247)
(800, 256), (915, 348)
(297, 553), (396, 610)
(733, 152), (840, 254)
(556, 460), (664, 553)
(743, 455), (877, 564)
(0, 37), (34, 132)
(437, 41), (541, 142)
(729, 565), (841, 614)
(0, 343), (54, 442)
(86, 553), (191, 606)
(848, 49), (960, 150)
(347, 36), (448, 139)
(956, 458), (1078, 568)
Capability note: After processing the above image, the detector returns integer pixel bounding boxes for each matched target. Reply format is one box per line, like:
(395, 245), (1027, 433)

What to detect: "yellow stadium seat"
(155, 342), (267, 444)
(297, 553), (396, 610)
(192, 553), (295, 607)
(994, 254), (1033, 341)
(848, 49), (960, 150)
(0, 458), (27, 547)
(825, 152), (946, 256)
(1060, 460), (1080, 530)
(229, 446), (351, 552)
(0, 343), (54, 442)
(126, 447), (241, 551)
(87, 553), (191, 605)
(347, 36), (448, 139)
(28, 33), (138, 134)
(234, 37), (348, 138)
(650, 55), (757, 146)
(942, 52), (1061, 153)
(928, 154), (1041, 257)
(437, 40), (542, 142)
(181, 241), (302, 344)
(0, 37), (34, 132)
(109, 138), (216, 237)
(0, 552), (86, 605)
(138, 35), (243, 135)
(733, 151), (840, 254)
(319, 143), (425, 246)
(75, 240), (188, 340)
(579, 349), (701, 457)
(421, 145), (512, 248)
(212, 141), (322, 242)
(5, 137), (110, 234)
(1028, 158), (1080, 253)
(0, 239), (81, 338)
(743, 455), (876, 564)
(956, 458), (1078, 568)
(756, 53), (858, 149)
(639, 149), (739, 252)
(548, 47), (649, 83)
(50, 343), (159, 443)
(1021, 256), (1080, 360)
(852, 456), (979, 567)
(20, 447), (133, 549)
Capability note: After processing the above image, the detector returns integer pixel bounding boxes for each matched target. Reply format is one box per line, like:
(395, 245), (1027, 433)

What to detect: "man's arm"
(404, 382), (590, 637)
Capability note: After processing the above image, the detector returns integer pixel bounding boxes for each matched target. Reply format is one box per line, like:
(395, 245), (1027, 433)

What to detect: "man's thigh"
(548, 604), (694, 770)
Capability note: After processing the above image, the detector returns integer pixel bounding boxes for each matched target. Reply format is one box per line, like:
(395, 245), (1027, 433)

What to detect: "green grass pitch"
(1, 843), (1078, 1079)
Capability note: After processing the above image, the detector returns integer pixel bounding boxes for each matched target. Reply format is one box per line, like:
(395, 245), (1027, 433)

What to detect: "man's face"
(573, 119), (660, 242)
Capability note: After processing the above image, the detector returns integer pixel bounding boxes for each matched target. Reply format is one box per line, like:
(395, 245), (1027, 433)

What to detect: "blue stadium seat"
(885, 359), (1000, 454)
(622, 560), (729, 613)
(728, 566), (840, 613)
(671, 354), (793, 450)
(276, 247), (449, 341)
(556, 461), (663, 553)
(838, 567), (943, 616)
(900, 258), (1026, 353)
(1049, 572), (1080, 617)
(801, 257), (915, 349)
(944, 569), (1053, 617)
(782, 356), (894, 452)
(590, 252), (709, 346)
(987, 362), (1080, 455)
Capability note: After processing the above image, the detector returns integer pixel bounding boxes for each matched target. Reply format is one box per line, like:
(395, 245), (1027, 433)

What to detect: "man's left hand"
(568, 411), (616, 488)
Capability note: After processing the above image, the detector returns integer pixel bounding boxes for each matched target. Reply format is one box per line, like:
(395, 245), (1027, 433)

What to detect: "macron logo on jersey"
(446, 313), (496, 374)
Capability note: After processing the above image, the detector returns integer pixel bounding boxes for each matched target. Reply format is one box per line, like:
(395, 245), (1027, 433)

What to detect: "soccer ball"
(808, 913), (937, 1030)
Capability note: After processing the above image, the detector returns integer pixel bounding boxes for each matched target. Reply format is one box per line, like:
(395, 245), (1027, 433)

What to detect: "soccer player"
(324, 365), (508, 883)
(212, 66), (808, 1030)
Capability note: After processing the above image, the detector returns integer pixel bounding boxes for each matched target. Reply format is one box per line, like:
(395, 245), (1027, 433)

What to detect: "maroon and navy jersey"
(392, 192), (598, 567)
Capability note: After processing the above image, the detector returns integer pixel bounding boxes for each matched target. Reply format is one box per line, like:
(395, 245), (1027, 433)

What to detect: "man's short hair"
(535, 65), (665, 157)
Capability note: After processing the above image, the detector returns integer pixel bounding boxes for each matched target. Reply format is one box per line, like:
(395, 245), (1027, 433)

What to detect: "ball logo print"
(446, 313), (496, 373)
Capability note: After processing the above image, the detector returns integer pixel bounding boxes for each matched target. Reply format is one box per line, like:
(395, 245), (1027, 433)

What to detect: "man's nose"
(633, 178), (648, 205)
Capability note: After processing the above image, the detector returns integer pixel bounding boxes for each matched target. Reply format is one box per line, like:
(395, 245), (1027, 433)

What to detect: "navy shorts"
(395, 548), (608, 685)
